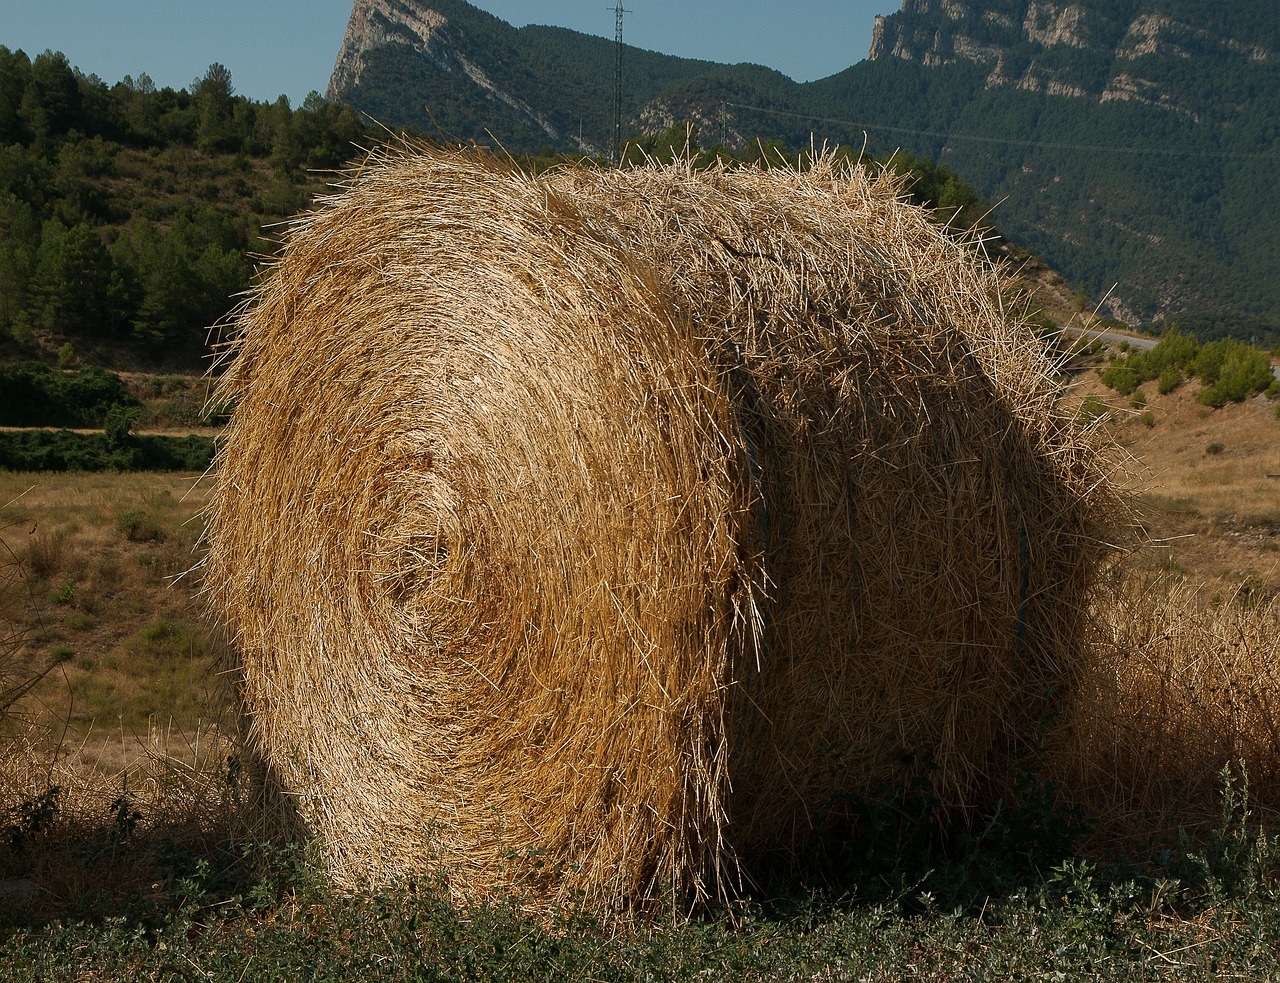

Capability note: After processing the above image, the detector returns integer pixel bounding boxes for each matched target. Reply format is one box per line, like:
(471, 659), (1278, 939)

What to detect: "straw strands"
(202, 144), (1120, 913)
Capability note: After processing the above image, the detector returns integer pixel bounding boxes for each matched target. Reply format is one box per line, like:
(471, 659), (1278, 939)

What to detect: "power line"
(722, 101), (1280, 161)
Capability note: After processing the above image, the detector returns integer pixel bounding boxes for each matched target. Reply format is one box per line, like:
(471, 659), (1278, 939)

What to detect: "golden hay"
(202, 144), (1118, 912)
(1061, 580), (1280, 847)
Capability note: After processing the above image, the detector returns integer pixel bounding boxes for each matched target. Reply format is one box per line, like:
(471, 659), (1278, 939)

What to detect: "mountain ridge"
(326, 0), (1280, 338)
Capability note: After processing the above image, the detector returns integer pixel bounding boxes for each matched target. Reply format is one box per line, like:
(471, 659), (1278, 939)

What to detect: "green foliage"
(4, 764), (1280, 979)
(0, 46), (381, 369)
(1078, 392), (1109, 423)
(0, 361), (139, 427)
(1193, 338), (1275, 407)
(1099, 327), (1275, 406)
(102, 404), (138, 449)
(1100, 361), (1140, 396)
(881, 148), (992, 230)
(4, 786), (60, 852)
(1158, 364), (1183, 395)
(0, 428), (214, 472)
(115, 507), (166, 543)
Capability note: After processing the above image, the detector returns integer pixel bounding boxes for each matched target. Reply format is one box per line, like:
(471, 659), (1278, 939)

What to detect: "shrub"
(1193, 339), (1273, 406)
(1078, 393), (1109, 422)
(0, 429), (214, 471)
(0, 362), (140, 427)
(116, 509), (166, 543)
(1158, 365), (1183, 395)
(103, 404), (139, 448)
(1100, 362), (1139, 396)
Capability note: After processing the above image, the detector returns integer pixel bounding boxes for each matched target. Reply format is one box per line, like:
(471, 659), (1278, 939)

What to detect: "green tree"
(1194, 339), (1274, 407)
(26, 220), (118, 335)
(193, 63), (238, 153)
(0, 46), (32, 143)
(17, 50), (81, 145)
(0, 190), (39, 335)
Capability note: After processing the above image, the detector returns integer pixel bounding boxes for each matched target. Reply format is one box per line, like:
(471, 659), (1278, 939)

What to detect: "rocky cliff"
(327, 0), (564, 145)
(869, 0), (1275, 114)
(327, 0), (447, 98)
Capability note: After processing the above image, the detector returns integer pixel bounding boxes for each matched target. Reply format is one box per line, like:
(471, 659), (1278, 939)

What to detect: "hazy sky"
(1, 1), (901, 106)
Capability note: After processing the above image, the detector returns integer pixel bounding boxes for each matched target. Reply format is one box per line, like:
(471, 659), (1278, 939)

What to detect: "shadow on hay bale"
(202, 144), (1119, 914)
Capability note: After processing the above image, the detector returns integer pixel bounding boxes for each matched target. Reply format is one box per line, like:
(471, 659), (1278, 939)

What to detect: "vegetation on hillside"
(0, 44), (999, 377)
(332, 0), (1280, 339)
(1099, 326), (1280, 407)
(0, 48), (369, 370)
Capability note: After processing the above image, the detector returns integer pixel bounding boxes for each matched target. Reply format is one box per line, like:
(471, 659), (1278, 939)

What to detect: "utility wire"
(722, 101), (1280, 160)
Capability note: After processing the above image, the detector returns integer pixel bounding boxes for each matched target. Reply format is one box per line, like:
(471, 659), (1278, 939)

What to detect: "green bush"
(1193, 338), (1272, 407)
(116, 508), (166, 542)
(0, 429), (213, 471)
(1158, 365), (1184, 395)
(0, 361), (140, 427)
(1100, 362), (1140, 396)
(1078, 393), (1109, 423)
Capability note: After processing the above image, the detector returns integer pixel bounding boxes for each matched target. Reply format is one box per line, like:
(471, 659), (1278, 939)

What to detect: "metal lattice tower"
(610, 2), (630, 163)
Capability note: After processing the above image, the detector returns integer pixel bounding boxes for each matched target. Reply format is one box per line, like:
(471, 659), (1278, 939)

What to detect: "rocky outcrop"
(1022, 1), (1090, 49)
(326, 0), (562, 143)
(326, 0), (448, 98)
(867, 0), (1274, 109)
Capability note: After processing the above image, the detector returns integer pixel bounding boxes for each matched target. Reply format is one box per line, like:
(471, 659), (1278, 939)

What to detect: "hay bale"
(203, 144), (1117, 912)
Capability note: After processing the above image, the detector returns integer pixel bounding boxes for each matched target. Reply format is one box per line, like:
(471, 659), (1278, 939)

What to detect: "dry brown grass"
(1073, 371), (1280, 603)
(1059, 575), (1280, 850)
(0, 472), (219, 750)
(202, 145), (1121, 913)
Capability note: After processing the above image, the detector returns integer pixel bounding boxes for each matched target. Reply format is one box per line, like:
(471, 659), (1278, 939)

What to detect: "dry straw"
(1063, 581), (1280, 848)
(202, 143), (1119, 913)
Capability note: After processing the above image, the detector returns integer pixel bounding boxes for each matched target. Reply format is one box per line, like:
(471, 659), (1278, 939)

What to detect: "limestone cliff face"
(326, 0), (562, 143)
(326, 0), (448, 99)
(867, 0), (1275, 112)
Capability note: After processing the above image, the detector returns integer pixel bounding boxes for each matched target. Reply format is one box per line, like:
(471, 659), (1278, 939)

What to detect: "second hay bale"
(203, 146), (1117, 911)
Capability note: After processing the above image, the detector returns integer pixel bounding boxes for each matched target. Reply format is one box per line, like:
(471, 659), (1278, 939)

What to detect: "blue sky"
(1, 1), (900, 106)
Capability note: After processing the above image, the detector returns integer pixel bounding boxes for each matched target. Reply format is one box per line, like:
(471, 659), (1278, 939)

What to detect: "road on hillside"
(1057, 325), (1280, 382)
(1057, 325), (1157, 351)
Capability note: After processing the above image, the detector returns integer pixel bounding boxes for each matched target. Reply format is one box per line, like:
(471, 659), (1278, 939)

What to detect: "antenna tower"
(610, 2), (630, 163)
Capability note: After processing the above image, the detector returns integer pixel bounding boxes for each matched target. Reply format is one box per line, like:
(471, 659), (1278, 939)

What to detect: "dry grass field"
(0, 349), (1277, 921)
(0, 471), (224, 774)
(1083, 370), (1280, 602)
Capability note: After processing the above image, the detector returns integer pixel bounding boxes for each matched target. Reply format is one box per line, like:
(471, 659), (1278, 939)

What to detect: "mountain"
(327, 0), (1280, 339)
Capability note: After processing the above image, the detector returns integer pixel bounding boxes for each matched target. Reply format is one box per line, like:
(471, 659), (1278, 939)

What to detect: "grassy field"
(1, 359), (1279, 979)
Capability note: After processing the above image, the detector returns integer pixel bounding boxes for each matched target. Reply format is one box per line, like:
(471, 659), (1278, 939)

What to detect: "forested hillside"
(0, 43), (999, 376)
(329, 0), (1280, 343)
(0, 48), (368, 370)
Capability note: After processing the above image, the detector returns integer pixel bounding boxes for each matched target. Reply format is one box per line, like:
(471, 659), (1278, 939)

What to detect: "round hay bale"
(543, 160), (1117, 867)
(203, 144), (1117, 912)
